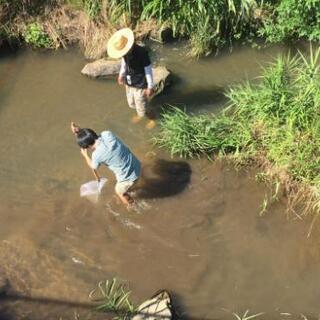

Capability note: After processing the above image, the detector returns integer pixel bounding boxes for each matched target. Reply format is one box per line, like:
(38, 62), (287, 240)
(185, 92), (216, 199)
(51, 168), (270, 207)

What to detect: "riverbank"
(1, 0), (320, 58)
(0, 0), (158, 59)
(154, 46), (320, 227)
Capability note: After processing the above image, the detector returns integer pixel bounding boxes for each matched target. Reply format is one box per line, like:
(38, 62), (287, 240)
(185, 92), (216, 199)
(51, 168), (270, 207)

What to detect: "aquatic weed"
(153, 105), (243, 158)
(155, 46), (320, 220)
(233, 310), (264, 320)
(89, 278), (136, 320)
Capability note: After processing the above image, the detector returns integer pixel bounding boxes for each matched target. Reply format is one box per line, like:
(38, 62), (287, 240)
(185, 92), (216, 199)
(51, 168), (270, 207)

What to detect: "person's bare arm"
(80, 148), (101, 181)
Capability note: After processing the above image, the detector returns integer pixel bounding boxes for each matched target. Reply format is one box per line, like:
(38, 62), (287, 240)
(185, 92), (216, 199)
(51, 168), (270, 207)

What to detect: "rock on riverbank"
(81, 59), (171, 97)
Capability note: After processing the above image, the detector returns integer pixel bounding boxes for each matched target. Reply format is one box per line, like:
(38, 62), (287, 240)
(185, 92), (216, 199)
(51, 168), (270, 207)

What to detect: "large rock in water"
(152, 66), (171, 97)
(81, 59), (121, 77)
(81, 59), (171, 97)
(132, 290), (174, 320)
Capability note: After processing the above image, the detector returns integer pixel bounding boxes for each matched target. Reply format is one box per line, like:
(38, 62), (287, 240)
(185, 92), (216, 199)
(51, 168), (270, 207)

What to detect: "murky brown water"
(1, 43), (320, 320)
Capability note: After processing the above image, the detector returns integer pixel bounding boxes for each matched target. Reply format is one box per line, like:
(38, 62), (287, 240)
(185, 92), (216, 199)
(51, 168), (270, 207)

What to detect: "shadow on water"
(0, 45), (25, 113)
(0, 293), (212, 320)
(0, 293), (191, 320)
(151, 86), (227, 118)
(136, 159), (191, 199)
(0, 40), (20, 58)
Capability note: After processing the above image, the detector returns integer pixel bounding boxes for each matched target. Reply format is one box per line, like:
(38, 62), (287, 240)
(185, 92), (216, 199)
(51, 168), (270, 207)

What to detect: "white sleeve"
(119, 58), (126, 77)
(144, 64), (154, 89)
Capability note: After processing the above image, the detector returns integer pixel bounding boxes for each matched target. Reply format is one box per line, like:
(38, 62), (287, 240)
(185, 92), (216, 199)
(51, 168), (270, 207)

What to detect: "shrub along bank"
(0, 0), (320, 57)
(154, 47), (320, 220)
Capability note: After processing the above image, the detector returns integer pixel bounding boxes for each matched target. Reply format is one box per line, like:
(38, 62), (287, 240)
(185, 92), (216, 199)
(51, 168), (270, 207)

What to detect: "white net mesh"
(80, 178), (108, 198)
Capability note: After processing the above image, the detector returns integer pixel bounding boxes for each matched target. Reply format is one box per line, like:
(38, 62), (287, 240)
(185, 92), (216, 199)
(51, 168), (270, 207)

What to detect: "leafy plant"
(141, 0), (260, 56)
(89, 278), (136, 320)
(153, 106), (243, 158)
(24, 22), (52, 48)
(155, 46), (320, 216)
(107, 0), (260, 56)
(259, 0), (320, 42)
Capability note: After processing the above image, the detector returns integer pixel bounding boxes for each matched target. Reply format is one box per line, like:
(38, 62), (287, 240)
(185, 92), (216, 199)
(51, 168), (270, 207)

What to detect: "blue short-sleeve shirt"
(91, 131), (141, 183)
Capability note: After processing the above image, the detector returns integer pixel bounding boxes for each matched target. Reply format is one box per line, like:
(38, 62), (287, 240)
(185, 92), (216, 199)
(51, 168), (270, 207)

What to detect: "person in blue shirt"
(71, 122), (140, 208)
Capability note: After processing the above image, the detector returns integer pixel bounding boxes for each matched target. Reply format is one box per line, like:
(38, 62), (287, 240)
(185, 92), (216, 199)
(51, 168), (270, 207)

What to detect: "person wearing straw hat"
(107, 28), (156, 129)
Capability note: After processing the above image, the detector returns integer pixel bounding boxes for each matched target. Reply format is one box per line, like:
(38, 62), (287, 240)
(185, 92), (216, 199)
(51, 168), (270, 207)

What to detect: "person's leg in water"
(145, 109), (156, 129)
(129, 87), (144, 124)
(115, 180), (136, 208)
(133, 88), (156, 129)
(126, 86), (140, 123)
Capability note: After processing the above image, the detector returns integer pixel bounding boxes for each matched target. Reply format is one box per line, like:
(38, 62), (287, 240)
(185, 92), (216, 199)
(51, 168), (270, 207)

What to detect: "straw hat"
(107, 28), (134, 59)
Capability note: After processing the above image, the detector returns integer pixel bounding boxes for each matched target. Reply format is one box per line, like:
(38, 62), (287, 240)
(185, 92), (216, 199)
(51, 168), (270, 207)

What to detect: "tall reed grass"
(1, 0), (319, 57)
(154, 46), (320, 217)
(111, 0), (260, 56)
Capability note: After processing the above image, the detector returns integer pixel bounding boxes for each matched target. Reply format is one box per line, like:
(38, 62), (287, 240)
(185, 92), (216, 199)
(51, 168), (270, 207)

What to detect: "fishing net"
(80, 178), (107, 198)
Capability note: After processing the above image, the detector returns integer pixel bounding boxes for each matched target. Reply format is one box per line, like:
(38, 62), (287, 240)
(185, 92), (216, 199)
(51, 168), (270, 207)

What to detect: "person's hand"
(71, 122), (80, 135)
(80, 148), (88, 158)
(144, 88), (154, 98)
(118, 76), (125, 85)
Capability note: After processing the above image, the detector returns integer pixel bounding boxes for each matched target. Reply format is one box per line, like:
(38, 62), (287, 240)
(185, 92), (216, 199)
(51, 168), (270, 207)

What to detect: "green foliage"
(2, 0), (320, 55)
(64, 0), (83, 8)
(228, 47), (320, 184)
(24, 22), (53, 48)
(89, 278), (136, 320)
(106, 0), (133, 23)
(100, 0), (320, 55)
(139, 0), (260, 56)
(155, 46), (320, 190)
(105, 0), (260, 56)
(259, 0), (320, 42)
(153, 106), (244, 158)
(82, 0), (102, 19)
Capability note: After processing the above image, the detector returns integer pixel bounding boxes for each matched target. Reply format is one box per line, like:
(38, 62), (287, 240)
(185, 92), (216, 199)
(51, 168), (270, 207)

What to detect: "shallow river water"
(0, 42), (320, 320)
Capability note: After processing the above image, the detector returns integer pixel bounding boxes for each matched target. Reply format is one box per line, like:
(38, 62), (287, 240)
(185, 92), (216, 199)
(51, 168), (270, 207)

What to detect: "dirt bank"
(0, 2), (162, 59)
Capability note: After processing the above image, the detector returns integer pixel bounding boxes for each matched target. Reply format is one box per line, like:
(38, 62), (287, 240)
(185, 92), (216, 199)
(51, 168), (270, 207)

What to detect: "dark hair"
(76, 128), (98, 148)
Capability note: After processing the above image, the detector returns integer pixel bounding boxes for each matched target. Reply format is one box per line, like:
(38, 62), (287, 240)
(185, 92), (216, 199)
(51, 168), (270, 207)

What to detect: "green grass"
(102, 0), (319, 56)
(80, 0), (259, 56)
(89, 278), (136, 320)
(259, 0), (320, 43)
(1, 0), (320, 56)
(153, 106), (243, 158)
(154, 46), (320, 216)
(121, 0), (260, 56)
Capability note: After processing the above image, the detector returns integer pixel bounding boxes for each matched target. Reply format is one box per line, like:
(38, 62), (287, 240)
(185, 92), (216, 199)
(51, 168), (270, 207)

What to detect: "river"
(0, 42), (319, 320)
